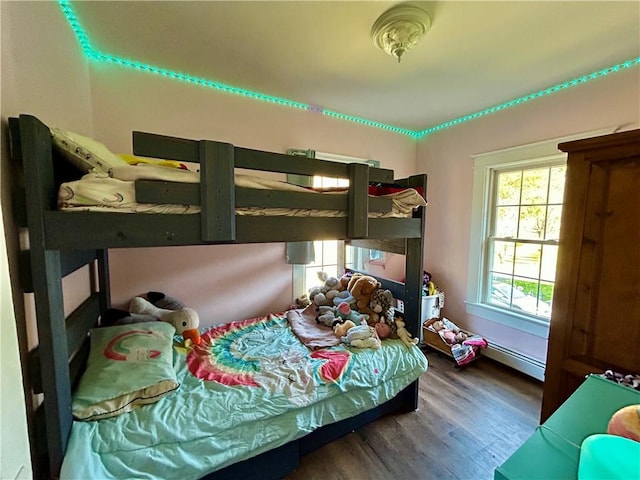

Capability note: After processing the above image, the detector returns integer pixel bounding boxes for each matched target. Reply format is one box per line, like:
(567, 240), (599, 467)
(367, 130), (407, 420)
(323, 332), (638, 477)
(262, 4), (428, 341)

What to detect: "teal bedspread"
(61, 313), (428, 480)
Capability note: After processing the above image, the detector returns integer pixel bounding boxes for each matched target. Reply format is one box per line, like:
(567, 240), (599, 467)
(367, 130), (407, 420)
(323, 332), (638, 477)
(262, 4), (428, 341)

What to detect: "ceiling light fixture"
(371, 3), (431, 63)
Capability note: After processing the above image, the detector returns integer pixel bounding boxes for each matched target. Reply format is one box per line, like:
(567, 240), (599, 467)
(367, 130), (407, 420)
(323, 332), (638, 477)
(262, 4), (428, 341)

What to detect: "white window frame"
(465, 127), (617, 338)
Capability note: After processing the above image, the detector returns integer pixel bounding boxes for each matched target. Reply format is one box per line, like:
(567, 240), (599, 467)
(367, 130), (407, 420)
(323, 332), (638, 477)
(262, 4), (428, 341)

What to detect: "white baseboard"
(483, 342), (545, 381)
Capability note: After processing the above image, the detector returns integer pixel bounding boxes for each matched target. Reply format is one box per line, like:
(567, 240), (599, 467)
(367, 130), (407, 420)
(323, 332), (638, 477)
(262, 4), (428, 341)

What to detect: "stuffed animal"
(341, 324), (381, 349)
(369, 288), (394, 325)
(333, 319), (356, 338)
(101, 291), (188, 327)
(332, 289), (356, 308)
(347, 273), (381, 319)
(130, 296), (201, 345)
(101, 308), (158, 327)
(309, 272), (343, 307)
(431, 320), (445, 331)
(308, 285), (330, 307)
(323, 275), (342, 294)
(607, 404), (640, 442)
(440, 329), (468, 345)
(147, 291), (185, 310)
(374, 319), (391, 339)
(335, 302), (367, 324)
(339, 273), (352, 291)
(294, 293), (311, 308)
(394, 315), (419, 348)
(431, 317), (469, 344)
(316, 305), (339, 327)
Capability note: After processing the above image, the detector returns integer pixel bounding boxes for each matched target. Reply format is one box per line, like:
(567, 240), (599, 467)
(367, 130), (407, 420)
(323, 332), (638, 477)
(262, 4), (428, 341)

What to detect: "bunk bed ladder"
(14, 115), (71, 476)
(11, 115), (112, 476)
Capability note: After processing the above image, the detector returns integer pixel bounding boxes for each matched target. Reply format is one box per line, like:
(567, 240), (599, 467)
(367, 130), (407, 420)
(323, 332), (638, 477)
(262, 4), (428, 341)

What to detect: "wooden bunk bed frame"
(9, 114), (427, 479)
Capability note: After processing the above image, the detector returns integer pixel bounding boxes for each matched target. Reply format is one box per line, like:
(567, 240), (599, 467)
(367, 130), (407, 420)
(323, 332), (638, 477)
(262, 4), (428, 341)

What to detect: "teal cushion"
(72, 322), (178, 421)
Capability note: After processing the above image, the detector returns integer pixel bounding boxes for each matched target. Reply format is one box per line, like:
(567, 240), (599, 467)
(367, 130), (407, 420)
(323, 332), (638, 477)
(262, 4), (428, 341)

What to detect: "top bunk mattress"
(10, 114), (428, 246)
(57, 165), (427, 217)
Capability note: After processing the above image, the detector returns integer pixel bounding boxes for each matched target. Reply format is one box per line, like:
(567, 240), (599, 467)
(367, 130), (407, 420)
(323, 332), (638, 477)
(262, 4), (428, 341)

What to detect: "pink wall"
(4, 0), (639, 359)
(1, 1), (96, 475)
(87, 64), (417, 325)
(416, 68), (640, 361)
(2, 0), (95, 346)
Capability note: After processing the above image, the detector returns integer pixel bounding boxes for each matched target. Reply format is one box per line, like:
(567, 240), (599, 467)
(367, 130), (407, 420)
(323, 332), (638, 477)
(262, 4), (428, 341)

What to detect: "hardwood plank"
(283, 353), (542, 480)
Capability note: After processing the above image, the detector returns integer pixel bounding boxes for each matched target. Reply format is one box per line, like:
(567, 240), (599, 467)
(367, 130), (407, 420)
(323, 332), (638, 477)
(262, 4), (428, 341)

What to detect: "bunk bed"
(9, 113), (428, 480)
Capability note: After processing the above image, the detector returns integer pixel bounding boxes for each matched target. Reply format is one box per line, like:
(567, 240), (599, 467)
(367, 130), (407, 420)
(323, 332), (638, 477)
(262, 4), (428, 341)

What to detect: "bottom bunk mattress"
(61, 312), (428, 480)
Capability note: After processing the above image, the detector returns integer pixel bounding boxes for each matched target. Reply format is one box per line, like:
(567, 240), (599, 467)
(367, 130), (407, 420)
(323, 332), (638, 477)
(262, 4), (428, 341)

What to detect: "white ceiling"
(71, 1), (640, 131)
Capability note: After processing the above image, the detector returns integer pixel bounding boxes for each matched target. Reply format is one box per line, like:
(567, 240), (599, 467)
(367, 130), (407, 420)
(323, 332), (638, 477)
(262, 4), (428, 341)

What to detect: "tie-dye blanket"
(61, 313), (428, 480)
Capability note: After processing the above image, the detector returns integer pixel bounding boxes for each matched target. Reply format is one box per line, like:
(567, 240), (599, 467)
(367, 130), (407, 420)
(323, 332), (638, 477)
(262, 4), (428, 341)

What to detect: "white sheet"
(58, 166), (427, 216)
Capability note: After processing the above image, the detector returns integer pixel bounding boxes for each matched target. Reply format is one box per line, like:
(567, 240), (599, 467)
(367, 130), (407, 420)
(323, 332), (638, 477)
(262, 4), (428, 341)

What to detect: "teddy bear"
(341, 324), (381, 349)
(294, 293), (311, 308)
(339, 273), (352, 291)
(347, 273), (381, 320)
(394, 314), (419, 348)
(333, 319), (356, 338)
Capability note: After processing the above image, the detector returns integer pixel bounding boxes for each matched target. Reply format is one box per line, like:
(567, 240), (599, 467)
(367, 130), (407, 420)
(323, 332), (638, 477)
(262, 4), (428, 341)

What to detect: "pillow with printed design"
(51, 127), (129, 174)
(72, 321), (178, 421)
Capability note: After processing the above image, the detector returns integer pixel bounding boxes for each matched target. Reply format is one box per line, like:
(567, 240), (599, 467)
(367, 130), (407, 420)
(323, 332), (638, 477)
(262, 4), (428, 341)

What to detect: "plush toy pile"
(304, 271), (419, 349)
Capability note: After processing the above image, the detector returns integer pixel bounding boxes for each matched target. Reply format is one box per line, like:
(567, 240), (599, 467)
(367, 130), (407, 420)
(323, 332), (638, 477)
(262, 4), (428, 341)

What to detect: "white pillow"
(51, 128), (129, 174)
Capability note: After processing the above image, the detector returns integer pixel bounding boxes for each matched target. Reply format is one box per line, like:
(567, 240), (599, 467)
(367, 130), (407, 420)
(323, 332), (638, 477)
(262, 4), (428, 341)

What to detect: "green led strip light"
(417, 57), (640, 137)
(58, 0), (639, 139)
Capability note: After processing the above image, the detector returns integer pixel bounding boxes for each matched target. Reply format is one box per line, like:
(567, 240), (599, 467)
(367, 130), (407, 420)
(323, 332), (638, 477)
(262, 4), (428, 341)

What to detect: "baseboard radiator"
(483, 342), (545, 381)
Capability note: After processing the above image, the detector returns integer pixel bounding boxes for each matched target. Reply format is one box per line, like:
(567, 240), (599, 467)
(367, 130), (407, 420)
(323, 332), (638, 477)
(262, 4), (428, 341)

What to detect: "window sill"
(464, 301), (550, 339)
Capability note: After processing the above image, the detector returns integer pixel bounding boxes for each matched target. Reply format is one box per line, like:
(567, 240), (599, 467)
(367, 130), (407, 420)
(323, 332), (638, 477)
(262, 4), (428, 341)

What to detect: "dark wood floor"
(284, 347), (543, 480)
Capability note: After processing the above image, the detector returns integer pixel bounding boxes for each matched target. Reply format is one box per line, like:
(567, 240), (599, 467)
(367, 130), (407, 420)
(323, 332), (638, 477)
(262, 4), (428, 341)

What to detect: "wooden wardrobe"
(541, 128), (640, 422)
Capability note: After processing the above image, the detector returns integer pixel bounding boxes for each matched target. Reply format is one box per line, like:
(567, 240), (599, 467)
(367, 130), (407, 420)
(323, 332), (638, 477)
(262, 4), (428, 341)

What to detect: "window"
(303, 175), (349, 288)
(288, 150), (377, 297)
(486, 164), (565, 319)
(466, 128), (616, 337)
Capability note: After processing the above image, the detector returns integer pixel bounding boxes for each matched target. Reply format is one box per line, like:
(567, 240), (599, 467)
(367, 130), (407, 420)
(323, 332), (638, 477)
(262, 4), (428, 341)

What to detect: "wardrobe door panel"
(541, 129), (640, 422)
